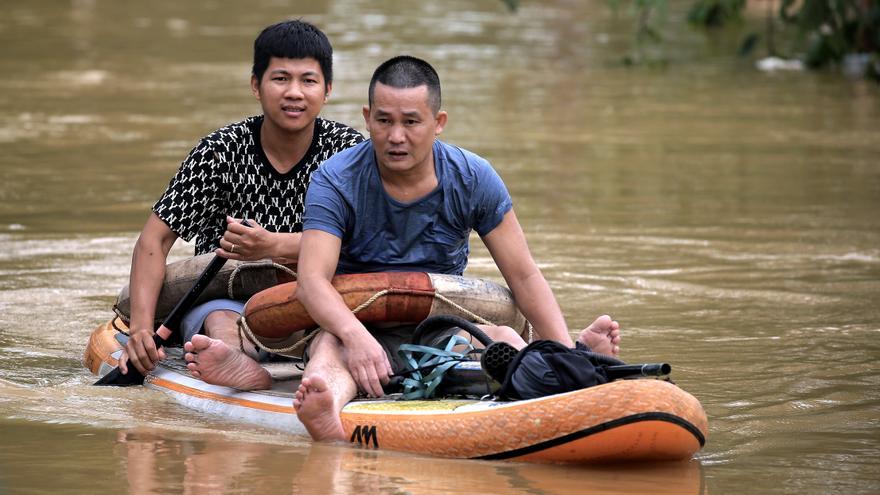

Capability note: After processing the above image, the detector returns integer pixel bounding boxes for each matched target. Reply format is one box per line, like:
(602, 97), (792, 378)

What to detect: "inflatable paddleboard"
(85, 318), (708, 464)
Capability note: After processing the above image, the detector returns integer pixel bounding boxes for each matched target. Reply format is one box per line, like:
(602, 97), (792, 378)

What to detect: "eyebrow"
(374, 108), (424, 118)
(269, 69), (320, 77)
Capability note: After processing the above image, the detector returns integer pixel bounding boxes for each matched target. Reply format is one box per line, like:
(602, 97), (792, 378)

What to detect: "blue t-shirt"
(303, 139), (513, 275)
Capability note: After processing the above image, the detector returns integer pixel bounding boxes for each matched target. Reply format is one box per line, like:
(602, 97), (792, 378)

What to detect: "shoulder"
(320, 139), (373, 174)
(308, 119), (365, 167)
(309, 141), (375, 201)
(316, 118), (365, 148)
(199, 116), (259, 147)
(436, 140), (497, 181)
(183, 116), (259, 161)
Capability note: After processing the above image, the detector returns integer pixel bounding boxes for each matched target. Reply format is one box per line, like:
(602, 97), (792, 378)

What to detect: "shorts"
(373, 324), (465, 374)
(304, 323), (464, 375)
(181, 299), (272, 362)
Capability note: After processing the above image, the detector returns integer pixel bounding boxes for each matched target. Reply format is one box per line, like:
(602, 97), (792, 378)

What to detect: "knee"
(482, 325), (524, 347)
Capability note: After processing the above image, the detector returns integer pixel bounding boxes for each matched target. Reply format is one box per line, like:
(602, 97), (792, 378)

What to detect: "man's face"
(252, 56), (329, 135)
(363, 82), (446, 176)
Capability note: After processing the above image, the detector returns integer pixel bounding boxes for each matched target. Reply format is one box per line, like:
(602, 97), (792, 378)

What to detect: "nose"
(284, 81), (303, 99)
(389, 124), (405, 144)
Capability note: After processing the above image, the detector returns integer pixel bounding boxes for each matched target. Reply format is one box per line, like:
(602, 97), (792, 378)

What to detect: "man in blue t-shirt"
(293, 56), (622, 442)
(304, 136), (512, 276)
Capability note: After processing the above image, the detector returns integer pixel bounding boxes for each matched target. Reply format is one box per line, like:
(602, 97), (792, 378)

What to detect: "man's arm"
(216, 216), (301, 265)
(123, 213), (179, 374)
(482, 210), (573, 346)
(296, 229), (393, 397)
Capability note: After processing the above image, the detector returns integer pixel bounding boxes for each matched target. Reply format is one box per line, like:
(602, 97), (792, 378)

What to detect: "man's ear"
(362, 105), (371, 132)
(324, 81), (333, 102)
(434, 111), (448, 135)
(251, 75), (261, 100)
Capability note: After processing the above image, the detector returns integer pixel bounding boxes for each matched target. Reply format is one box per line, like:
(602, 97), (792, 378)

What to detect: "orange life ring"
(242, 272), (527, 349)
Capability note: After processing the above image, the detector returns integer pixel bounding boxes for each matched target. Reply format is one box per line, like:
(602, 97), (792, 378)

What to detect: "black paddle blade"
(93, 365), (145, 386)
(93, 333), (164, 386)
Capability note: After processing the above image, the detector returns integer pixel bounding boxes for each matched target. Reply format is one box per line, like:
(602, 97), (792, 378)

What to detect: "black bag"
(493, 340), (620, 400)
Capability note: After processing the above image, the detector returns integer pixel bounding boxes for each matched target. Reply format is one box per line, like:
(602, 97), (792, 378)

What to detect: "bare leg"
(202, 309), (262, 360)
(293, 331), (357, 442)
(183, 310), (271, 390)
(577, 315), (621, 357)
(475, 325), (527, 350)
(482, 320), (621, 356)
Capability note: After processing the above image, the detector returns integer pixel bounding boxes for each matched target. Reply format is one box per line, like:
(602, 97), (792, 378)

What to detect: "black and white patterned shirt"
(153, 116), (364, 255)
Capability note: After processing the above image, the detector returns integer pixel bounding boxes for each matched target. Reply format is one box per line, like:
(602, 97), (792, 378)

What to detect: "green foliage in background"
(608, 0), (670, 66)
(687, 0), (745, 27)
(501, 0), (520, 10)
(774, 0), (879, 77)
(501, 0), (880, 80)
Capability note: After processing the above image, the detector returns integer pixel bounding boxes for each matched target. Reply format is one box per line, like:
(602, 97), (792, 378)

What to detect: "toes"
(186, 360), (202, 377)
(188, 334), (212, 351)
(295, 383), (308, 399)
(308, 375), (329, 393)
(187, 364), (202, 378)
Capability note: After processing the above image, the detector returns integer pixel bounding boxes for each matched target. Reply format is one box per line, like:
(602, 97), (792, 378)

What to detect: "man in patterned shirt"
(118, 20), (363, 390)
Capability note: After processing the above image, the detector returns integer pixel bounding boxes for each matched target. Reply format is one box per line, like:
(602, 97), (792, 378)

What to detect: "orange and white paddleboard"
(85, 318), (708, 464)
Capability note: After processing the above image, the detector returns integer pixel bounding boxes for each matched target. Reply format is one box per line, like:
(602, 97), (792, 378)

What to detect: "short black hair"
(368, 55), (441, 114)
(252, 20), (333, 87)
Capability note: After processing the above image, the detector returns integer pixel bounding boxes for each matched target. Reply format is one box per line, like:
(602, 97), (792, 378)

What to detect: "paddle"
(95, 221), (250, 386)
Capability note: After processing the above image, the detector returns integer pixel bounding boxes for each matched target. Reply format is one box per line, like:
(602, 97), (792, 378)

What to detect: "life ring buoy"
(241, 272), (528, 351)
(113, 252), (297, 326)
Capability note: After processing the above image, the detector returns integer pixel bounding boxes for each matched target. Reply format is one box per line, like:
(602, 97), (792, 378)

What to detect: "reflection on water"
(1, 0), (879, 494)
(42, 426), (706, 495)
(0, 421), (711, 494)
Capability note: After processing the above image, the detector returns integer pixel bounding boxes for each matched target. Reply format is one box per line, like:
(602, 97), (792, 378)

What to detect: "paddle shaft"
(604, 363), (671, 380)
(158, 254), (228, 337)
(95, 220), (250, 386)
(146, 253), (229, 350)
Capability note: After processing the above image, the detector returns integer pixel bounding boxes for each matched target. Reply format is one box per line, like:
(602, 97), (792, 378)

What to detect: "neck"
(260, 119), (315, 174)
(379, 152), (438, 203)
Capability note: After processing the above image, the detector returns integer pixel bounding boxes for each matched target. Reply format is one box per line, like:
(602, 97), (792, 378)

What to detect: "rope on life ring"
(227, 262), (297, 300)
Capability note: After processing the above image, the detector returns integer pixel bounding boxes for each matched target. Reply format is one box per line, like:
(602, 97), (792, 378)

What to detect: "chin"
(280, 121), (313, 134)
(380, 160), (413, 173)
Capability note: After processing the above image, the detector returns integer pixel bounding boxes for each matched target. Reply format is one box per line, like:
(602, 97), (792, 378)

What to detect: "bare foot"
(577, 315), (621, 357)
(183, 334), (271, 391)
(294, 375), (345, 442)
